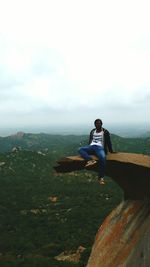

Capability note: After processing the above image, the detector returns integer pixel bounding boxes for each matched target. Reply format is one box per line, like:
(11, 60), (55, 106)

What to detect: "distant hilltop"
(10, 131), (25, 139)
(0, 132), (150, 155)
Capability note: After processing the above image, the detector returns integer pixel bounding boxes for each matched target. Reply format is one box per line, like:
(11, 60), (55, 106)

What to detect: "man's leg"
(94, 146), (106, 178)
(78, 145), (94, 161)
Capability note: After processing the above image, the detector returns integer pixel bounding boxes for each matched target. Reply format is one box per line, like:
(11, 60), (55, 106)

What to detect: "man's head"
(94, 119), (103, 130)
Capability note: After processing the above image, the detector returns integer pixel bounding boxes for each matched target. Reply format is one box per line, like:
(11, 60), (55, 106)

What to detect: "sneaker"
(85, 159), (97, 167)
(98, 177), (105, 185)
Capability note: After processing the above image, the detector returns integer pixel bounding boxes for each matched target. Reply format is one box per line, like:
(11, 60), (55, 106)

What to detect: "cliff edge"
(55, 152), (150, 199)
(54, 152), (150, 266)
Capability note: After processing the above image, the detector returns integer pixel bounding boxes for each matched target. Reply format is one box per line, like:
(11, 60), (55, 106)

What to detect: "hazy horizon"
(0, 121), (150, 138)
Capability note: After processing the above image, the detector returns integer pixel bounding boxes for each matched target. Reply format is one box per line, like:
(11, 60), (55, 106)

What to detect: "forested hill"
(0, 132), (150, 155)
(0, 132), (85, 154)
(0, 132), (150, 266)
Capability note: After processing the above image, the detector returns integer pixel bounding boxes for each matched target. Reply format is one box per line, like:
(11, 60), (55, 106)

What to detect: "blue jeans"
(78, 145), (106, 178)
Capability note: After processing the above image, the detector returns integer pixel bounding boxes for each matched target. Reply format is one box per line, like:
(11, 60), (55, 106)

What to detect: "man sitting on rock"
(78, 118), (114, 185)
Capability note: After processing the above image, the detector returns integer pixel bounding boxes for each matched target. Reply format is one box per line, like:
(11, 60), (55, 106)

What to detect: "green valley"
(0, 133), (149, 267)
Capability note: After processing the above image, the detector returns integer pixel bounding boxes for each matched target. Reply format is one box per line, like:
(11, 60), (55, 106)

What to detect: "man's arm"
(106, 130), (113, 153)
(89, 129), (94, 144)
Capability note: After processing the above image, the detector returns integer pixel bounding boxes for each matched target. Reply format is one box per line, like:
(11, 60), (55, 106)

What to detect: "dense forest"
(0, 133), (149, 267)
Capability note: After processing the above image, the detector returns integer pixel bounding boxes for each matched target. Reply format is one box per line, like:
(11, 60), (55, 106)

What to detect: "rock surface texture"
(86, 199), (150, 267)
(55, 152), (150, 267)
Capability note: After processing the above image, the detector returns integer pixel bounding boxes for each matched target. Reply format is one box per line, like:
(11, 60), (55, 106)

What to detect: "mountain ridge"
(0, 132), (150, 155)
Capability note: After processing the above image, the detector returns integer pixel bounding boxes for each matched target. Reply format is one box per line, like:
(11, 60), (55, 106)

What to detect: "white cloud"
(0, 0), (150, 127)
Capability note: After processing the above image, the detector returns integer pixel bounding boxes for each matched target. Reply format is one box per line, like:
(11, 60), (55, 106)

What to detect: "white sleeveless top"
(90, 130), (104, 147)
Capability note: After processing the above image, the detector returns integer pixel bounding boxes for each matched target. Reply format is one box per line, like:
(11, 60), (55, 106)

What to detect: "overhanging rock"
(54, 152), (150, 200)
(54, 152), (150, 266)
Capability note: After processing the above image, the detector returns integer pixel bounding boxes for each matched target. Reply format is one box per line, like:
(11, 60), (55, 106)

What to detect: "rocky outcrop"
(55, 152), (150, 266)
(86, 199), (150, 267)
(55, 246), (86, 264)
(55, 152), (150, 199)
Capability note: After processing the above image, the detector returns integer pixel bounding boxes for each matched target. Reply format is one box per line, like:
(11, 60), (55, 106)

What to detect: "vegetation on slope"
(0, 133), (149, 266)
(0, 149), (122, 267)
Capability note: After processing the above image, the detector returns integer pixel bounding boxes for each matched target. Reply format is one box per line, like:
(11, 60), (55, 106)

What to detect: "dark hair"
(94, 119), (103, 125)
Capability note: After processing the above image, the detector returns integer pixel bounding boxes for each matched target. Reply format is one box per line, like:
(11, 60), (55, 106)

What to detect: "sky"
(0, 0), (150, 133)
